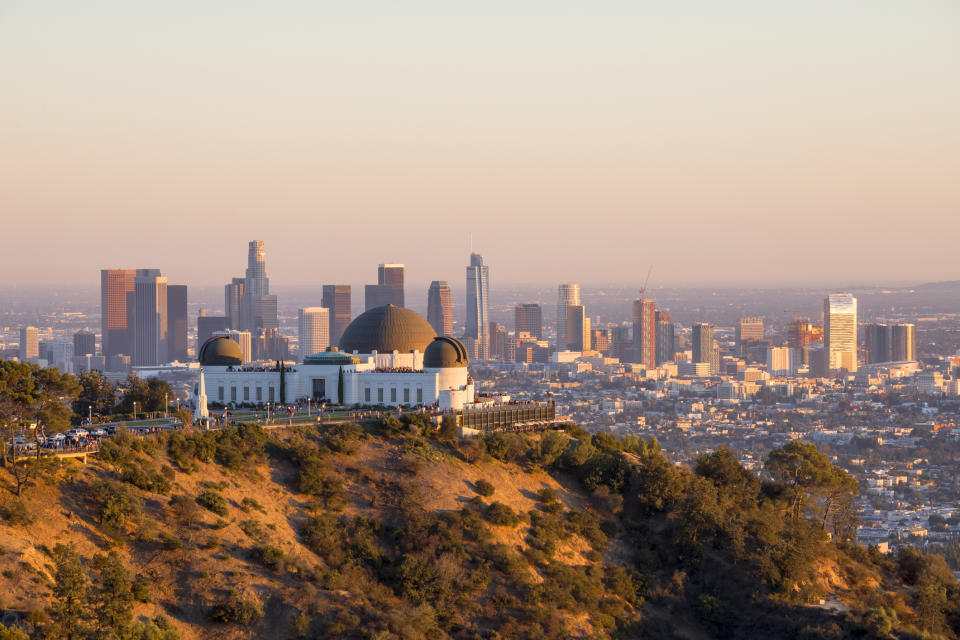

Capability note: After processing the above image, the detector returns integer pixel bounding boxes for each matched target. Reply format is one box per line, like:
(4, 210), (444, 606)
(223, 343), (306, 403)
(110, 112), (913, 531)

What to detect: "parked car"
(63, 428), (89, 439)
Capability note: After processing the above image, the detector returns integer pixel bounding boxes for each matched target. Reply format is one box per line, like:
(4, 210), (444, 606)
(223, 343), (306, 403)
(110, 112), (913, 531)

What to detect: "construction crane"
(640, 266), (653, 300)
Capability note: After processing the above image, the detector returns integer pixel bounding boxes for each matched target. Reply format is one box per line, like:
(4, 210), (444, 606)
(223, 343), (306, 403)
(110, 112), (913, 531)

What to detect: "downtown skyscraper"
(514, 303), (543, 339)
(322, 285), (352, 345)
(241, 240), (278, 333)
(298, 307), (330, 360)
(101, 269), (136, 361)
(427, 280), (453, 336)
(132, 269), (167, 366)
(465, 253), (489, 360)
(825, 293), (858, 373)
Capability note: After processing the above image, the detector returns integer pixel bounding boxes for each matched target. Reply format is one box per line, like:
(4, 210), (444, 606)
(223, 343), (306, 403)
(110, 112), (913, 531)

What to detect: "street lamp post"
(132, 402), (138, 421)
(307, 398), (311, 417)
(165, 393), (168, 418)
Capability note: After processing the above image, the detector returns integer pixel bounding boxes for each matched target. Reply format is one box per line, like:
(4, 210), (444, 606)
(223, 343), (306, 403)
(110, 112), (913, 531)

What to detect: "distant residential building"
(632, 298), (656, 367)
(73, 330), (96, 357)
(825, 293), (858, 373)
(298, 307), (330, 361)
(556, 284), (581, 350)
(322, 285), (352, 345)
(736, 317), (765, 355)
(19, 326), (39, 361)
(692, 323), (716, 372)
(167, 284), (188, 362)
(514, 303), (543, 339)
(132, 269), (168, 367)
(655, 315), (675, 365)
(465, 253), (490, 359)
(100, 269), (136, 360)
(787, 318), (821, 366)
(427, 281), (453, 336)
(766, 346), (794, 376)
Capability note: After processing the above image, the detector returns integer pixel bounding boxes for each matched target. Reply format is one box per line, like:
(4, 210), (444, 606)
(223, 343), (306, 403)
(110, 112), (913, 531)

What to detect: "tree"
(0, 362), (78, 496)
(118, 375), (172, 414)
(91, 551), (134, 638)
(766, 441), (858, 532)
(73, 371), (116, 420)
(51, 544), (89, 639)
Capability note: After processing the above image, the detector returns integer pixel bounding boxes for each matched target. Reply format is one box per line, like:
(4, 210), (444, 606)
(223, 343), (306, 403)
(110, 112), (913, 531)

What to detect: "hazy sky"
(2, 1), (958, 288)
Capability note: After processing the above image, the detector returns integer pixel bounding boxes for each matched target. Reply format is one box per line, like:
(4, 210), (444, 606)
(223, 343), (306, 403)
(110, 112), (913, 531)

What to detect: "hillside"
(0, 417), (958, 639)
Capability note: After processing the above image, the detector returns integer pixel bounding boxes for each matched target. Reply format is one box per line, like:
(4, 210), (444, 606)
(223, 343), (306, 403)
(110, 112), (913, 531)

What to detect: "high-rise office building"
(167, 285), (188, 362)
(132, 269), (168, 366)
(225, 277), (245, 329)
(241, 241), (278, 333)
(892, 324), (916, 362)
(825, 293), (858, 373)
(378, 264), (405, 307)
(692, 323), (715, 372)
(565, 305), (591, 351)
(322, 285), (352, 345)
(866, 323), (891, 363)
(19, 326), (39, 361)
(73, 330), (96, 357)
(556, 284), (581, 351)
(514, 303), (543, 339)
(298, 307), (330, 360)
(100, 269), (136, 361)
(655, 311), (675, 365)
(197, 316), (231, 350)
(465, 253), (490, 359)
(427, 281), (453, 336)
(735, 318), (765, 355)
(488, 322), (508, 361)
(632, 298), (656, 367)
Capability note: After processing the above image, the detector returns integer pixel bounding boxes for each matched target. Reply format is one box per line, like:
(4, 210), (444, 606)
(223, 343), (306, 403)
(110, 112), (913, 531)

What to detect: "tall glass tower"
(465, 253), (489, 359)
(427, 280), (453, 336)
(825, 293), (858, 373)
(241, 240), (277, 333)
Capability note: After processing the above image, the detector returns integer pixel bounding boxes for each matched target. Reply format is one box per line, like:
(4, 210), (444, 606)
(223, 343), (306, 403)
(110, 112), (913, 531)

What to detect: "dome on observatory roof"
(423, 337), (469, 368)
(338, 305), (436, 355)
(304, 346), (360, 366)
(198, 335), (243, 366)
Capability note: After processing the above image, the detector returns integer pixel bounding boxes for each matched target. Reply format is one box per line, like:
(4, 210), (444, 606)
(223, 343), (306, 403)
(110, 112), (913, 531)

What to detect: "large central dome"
(339, 305), (437, 354)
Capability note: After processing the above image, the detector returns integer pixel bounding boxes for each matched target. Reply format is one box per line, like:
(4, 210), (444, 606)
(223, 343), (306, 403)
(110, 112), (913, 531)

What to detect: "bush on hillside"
(195, 491), (229, 517)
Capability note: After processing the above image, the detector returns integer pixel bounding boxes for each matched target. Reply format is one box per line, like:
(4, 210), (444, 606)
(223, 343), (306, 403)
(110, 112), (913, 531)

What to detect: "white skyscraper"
(825, 293), (858, 373)
(556, 284), (581, 351)
(19, 326), (39, 361)
(298, 307), (330, 361)
(465, 253), (489, 359)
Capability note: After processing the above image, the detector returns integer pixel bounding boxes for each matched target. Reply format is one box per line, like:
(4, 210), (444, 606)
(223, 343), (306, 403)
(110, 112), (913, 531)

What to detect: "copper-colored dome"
(339, 305), (436, 354)
(198, 336), (243, 366)
(424, 337), (469, 368)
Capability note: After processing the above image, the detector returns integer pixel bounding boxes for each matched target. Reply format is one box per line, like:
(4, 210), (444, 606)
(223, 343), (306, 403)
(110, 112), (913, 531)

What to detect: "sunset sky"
(2, 1), (958, 287)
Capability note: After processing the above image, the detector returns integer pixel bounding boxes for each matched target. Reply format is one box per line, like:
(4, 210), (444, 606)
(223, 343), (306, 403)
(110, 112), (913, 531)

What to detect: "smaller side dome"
(304, 346), (361, 366)
(198, 335), (243, 366)
(423, 337), (469, 368)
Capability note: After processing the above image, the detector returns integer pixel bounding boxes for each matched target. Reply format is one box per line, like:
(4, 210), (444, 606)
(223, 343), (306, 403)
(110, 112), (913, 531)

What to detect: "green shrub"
(96, 481), (142, 530)
(485, 502), (520, 527)
(538, 488), (558, 503)
(208, 589), (263, 626)
(240, 497), (265, 513)
(322, 422), (363, 454)
(474, 479), (495, 497)
(257, 545), (286, 570)
(195, 491), (229, 517)
(239, 519), (263, 540)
